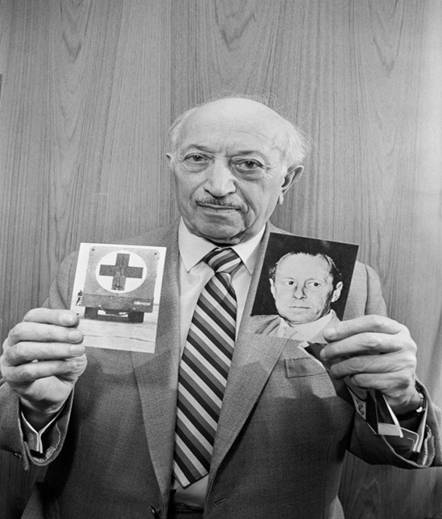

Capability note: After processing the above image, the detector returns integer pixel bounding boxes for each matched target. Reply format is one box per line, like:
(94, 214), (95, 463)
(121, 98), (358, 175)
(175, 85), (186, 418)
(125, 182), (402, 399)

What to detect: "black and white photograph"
(0, 2), (440, 519)
(249, 232), (358, 340)
(71, 243), (166, 352)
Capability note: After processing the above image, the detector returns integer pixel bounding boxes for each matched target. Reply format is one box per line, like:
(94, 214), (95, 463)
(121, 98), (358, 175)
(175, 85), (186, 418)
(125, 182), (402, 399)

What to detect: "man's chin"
(281, 311), (316, 325)
(193, 223), (247, 245)
(203, 230), (245, 246)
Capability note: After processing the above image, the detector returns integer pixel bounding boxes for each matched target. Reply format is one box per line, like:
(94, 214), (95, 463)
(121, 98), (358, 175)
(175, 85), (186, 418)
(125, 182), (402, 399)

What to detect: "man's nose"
(204, 158), (236, 197)
(293, 285), (306, 299)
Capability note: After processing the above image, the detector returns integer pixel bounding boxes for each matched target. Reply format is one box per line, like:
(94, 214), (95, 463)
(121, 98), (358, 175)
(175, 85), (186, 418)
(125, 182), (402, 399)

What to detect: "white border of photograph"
(70, 243), (166, 353)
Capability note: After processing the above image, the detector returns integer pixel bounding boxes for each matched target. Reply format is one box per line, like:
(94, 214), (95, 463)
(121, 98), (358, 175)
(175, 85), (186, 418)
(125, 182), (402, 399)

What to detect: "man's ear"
(331, 281), (343, 303)
(166, 153), (177, 173)
(281, 165), (304, 194)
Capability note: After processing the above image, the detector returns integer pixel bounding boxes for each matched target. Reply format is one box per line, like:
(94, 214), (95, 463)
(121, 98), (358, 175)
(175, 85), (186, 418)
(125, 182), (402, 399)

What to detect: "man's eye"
(233, 159), (264, 171)
(184, 154), (208, 163)
(306, 281), (322, 289)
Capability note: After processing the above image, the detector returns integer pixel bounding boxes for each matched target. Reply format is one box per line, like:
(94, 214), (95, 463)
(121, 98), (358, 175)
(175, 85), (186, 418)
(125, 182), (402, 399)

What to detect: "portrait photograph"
(249, 232), (358, 339)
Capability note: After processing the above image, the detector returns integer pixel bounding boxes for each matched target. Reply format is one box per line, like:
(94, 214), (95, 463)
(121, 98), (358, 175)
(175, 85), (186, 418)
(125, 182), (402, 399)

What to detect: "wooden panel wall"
(0, 1), (441, 517)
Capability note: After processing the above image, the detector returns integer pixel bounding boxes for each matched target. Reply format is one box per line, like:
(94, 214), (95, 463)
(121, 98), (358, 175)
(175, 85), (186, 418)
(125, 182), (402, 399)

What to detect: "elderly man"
(250, 251), (344, 339)
(0, 97), (441, 519)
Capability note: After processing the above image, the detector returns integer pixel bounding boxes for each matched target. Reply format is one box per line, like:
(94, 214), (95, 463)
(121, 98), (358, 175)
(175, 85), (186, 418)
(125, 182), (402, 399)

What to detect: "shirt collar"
(279, 310), (337, 342)
(178, 218), (265, 274)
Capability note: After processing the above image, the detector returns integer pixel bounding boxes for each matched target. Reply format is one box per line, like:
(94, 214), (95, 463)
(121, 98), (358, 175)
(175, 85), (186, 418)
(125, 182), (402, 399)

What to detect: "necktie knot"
(203, 248), (242, 276)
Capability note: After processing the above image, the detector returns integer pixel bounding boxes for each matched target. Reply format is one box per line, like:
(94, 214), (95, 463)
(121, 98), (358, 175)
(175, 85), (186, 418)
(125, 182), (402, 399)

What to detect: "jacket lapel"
(208, 333), (290, 484)
(130, 225), (180, 500)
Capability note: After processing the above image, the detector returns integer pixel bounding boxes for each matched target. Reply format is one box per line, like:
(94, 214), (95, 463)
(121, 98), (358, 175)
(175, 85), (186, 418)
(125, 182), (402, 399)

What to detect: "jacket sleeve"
(348, 264), (442, 467)
(0, 252), (78, 470)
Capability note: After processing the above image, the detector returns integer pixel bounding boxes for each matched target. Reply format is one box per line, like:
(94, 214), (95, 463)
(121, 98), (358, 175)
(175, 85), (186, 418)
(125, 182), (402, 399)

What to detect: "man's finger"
(3, 357), (86, 384)
(23, 308), (79, 327)
(320, 332), (404, 362)
(4, 342), (85, 366)
(6, 322), (83, 346)
(346, 371), (414, 394)
(328, 352), (415, 379)
(323, 315), (404, 342)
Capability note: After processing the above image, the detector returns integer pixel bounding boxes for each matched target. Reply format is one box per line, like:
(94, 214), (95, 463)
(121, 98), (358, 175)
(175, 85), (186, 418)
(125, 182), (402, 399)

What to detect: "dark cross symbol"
(99, 253), (143, 291)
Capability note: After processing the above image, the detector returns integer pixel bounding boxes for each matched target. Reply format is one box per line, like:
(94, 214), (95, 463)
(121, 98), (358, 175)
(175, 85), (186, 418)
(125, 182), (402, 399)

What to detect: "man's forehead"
(178, 128), (283, 155)
(178, 101), (287, 151)
(277, 254), (332, 276)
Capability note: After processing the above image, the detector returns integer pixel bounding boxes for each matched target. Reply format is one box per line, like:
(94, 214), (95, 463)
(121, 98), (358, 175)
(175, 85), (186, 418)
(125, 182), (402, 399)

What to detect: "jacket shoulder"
(118, 221), (179, 247)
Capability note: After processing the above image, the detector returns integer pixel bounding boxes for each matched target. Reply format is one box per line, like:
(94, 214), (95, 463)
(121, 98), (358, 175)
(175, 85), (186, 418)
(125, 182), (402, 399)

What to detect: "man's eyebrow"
(182, 145), (265, 156)
(229, 150), (265, 156)
(180, 144), (214, 152)
(278, 276), (326, 280)
(179, 145), (271, 164)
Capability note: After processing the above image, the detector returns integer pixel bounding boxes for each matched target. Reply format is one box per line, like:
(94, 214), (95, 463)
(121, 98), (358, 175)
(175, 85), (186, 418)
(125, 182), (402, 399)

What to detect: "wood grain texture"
(0, 0), (172, 335)
(0, 0), (441, 517)
(0, 0), (12, 78)
(337, 2), (442, 517)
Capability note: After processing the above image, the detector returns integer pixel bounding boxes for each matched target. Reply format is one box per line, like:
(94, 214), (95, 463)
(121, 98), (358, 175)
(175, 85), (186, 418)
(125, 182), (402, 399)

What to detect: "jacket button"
(150, 505), (160, 518)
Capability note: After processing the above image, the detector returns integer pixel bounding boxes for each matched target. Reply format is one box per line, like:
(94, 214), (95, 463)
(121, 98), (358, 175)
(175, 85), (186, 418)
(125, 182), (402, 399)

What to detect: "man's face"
(168, 100), (302, 244)
(270, 253), (343, 325)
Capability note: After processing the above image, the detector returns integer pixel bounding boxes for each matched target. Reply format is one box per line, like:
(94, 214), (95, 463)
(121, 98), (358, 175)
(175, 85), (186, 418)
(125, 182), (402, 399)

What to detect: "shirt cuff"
(20, 407), (64, 460)
(382, 391), (428, 457)
(347, 385), (428, 455)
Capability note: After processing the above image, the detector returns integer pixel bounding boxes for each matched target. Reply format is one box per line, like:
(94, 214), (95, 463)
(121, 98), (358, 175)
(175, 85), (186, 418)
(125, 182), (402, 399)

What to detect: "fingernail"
(69, 344), (85, 355)
(62, 313), (77, 326)
(68, 331), (83, 343)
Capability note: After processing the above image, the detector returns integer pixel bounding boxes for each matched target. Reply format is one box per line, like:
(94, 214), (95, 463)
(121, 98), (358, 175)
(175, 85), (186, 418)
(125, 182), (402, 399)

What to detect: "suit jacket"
(1, 222), (441, 519)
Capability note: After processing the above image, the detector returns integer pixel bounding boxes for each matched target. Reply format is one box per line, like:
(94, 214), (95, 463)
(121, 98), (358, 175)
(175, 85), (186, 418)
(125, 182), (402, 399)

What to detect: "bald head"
(167, 96), (307, 245)
(168, 97), (308, 169)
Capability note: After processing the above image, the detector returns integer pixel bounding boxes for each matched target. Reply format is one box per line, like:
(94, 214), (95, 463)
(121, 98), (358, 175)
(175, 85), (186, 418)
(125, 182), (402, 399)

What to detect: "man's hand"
(320, 315), (421, 413)
(0, 308), (87, 428)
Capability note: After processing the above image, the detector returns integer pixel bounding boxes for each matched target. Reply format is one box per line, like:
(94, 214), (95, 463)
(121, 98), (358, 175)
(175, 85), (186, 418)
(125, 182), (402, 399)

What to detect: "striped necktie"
(173, 247), (242, 487)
